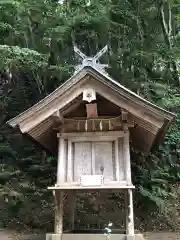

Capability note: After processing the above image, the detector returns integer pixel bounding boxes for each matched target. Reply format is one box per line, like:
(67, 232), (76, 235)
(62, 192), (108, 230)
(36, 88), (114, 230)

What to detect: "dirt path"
(0, 230), (179, 240)
(0, 229), (45, 240)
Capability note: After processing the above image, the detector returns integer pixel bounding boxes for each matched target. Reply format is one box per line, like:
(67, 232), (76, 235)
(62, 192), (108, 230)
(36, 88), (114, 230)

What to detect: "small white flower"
(86, 0), (91, 6)
(108, 222), (113, 227)
(58, 0), (64, 4)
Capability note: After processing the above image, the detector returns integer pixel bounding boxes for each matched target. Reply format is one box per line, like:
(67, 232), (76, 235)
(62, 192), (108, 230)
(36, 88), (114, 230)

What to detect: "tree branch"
(160, 3), (169, 43)
(168, 1), (172, 37)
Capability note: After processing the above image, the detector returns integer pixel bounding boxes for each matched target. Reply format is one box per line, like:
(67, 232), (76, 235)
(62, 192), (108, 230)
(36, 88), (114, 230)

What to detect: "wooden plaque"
(86, 103), (98, 118)
(80, 175), (104, 186)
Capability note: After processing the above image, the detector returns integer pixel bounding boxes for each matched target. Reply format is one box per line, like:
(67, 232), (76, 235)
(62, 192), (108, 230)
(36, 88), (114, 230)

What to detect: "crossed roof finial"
(74, 45), (109, 74)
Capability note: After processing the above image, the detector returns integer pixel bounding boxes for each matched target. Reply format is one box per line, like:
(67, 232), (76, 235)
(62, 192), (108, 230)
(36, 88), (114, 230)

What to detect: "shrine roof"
(7, 66), (175, 154)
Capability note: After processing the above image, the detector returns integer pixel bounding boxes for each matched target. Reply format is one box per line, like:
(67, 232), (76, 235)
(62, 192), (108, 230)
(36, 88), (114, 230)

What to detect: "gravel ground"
(0, 230), (45, 240)
(0, 230), (179, 240)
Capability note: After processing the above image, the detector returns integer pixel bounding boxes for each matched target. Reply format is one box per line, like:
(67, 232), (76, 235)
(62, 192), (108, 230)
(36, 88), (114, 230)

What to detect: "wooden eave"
(7, 66), (175, 154)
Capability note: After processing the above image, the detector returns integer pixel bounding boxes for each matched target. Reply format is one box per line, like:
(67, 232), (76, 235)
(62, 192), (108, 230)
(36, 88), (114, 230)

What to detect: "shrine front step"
(46, 233), (144, 240)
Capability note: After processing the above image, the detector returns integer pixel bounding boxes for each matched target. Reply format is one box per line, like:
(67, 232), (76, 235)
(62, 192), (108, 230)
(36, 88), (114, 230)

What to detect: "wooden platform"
(46, 233), (144, 240)
(64, 229), (126, 234)
(48, 184), (135, 190)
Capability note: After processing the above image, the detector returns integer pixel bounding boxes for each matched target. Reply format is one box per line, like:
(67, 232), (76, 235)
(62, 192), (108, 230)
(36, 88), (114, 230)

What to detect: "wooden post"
(67, 139), (73, 182)
(115, 138), (120, 181)
(125, 189), (134, 237)
(123, 131), (132, 185)
(54, 191), (64, 234)
(124, 190), (128, 231)
(68, 191), (76, 231)
(57, 135), (65, 183)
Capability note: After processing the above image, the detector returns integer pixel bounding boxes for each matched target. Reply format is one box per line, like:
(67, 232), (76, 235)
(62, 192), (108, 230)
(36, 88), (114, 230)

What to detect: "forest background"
(0, 0), (180, 233)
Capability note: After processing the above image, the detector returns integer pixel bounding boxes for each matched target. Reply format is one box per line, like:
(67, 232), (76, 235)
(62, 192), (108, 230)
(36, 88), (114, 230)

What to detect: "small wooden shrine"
(7, 46), (175, 240)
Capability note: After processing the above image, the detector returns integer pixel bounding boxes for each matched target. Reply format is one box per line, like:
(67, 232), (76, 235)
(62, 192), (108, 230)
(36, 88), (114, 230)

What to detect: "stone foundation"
(46, 233), (145, 240)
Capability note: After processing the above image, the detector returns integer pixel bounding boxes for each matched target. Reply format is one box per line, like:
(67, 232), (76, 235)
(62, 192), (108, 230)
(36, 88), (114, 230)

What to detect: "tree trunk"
(159, 1), (180, 85)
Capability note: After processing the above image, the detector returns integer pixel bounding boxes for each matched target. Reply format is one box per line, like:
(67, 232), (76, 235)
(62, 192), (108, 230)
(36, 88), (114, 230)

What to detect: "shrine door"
(73, 141), (117, 182)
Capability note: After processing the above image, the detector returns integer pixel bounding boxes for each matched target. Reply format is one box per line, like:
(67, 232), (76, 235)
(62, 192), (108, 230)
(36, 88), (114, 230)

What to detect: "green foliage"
(0, 0), (180, 231)
(0, 45), (48, 68)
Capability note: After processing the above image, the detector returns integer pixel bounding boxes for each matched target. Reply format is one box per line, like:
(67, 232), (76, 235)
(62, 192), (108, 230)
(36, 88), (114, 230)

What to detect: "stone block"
(46, 233), (145, 240)
(127, 234), (145, 240)
(46, 233), (62, 240)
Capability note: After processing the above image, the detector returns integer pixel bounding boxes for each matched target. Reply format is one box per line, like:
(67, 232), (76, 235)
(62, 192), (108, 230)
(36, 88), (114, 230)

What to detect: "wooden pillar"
(68, 190), (76, 231)
(57, 135), (65, 183)
(123, 131), (132, 185)
(125, 189), (134, 237)
(54, 191), (64, 234)
(124, 190), (128, 231)
(67, 139), (73, 182)
(115, 138), (120, 181)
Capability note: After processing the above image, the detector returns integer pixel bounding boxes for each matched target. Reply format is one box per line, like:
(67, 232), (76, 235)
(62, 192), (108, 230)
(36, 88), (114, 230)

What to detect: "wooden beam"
(91, 142), (95, 174)
(67, 139), (73, 182)
(48, 184), (135, 190)
(121, 108), (128, 122)
(125, 189), (135, 236)
(115, 139), (120, 181)
(51, 111), (64, 124)
(67, 191), (76, 230)
(58, 131), (126, 139)
(61, 98), (82, 116)
(54, 191), (64, 234)
(124, 190), (128, 234)
(57, 136), (65, 183)
(123, 131), (132, 184)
